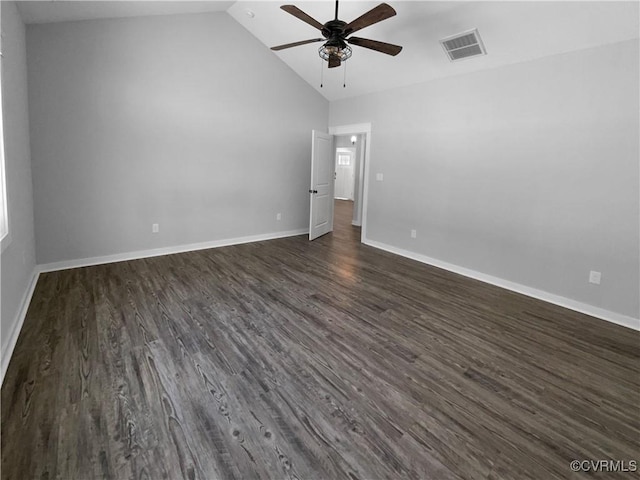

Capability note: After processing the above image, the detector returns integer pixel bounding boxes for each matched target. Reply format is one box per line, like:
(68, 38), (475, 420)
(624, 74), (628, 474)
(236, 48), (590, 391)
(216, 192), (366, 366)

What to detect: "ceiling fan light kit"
(271, 0), (402, 86)
(318, 43), (352, 63)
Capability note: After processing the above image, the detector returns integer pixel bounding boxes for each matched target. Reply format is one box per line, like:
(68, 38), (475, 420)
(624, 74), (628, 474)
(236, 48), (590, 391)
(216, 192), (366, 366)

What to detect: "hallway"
(331, 199), (359, 241)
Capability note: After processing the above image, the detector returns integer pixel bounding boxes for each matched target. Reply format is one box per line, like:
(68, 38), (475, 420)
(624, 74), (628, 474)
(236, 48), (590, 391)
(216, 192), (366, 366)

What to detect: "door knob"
(308, 189), (318, 194)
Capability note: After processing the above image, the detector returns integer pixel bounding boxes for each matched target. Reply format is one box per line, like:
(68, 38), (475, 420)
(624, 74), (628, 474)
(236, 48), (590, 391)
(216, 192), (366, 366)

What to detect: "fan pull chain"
(320, 57), (324, 88)
(343, 61), (347, 88)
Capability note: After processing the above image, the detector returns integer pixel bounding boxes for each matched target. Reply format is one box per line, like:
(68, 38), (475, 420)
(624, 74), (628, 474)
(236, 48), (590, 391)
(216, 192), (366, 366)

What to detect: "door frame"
(328, 123), (371, 243)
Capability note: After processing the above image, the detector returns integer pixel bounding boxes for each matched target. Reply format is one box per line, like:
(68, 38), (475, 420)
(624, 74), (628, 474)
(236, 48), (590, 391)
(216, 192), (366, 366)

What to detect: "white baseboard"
(364, 239), (640, 331)
(39, 228), (308, 273)
(1, 268), (40, 385)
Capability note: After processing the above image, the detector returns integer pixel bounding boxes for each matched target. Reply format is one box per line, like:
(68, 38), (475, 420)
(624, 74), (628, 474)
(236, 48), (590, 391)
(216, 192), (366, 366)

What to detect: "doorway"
(332, 138), (359, 236)
(308, 123), (371, 242)
(329, 123), (371, 243)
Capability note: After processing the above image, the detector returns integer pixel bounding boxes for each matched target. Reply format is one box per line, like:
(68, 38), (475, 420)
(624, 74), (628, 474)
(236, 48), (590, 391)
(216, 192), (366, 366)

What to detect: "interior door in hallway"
(309, 130), (335, 240)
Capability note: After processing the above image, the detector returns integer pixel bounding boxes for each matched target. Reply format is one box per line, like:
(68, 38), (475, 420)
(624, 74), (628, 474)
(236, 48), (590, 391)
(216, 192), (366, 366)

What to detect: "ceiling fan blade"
(348, 37), (403, 56)
(328, 54), (342, 68)
(280, 5), (325, 31)
(344, 3), (396, 35)
(271, 38), (325, 51)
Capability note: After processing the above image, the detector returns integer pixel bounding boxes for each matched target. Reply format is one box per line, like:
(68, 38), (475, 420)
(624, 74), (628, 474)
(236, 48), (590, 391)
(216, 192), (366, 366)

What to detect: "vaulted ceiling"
(229, 1), (639, 101)
(16, 1), (235, 23)
(16, 1), (640, 101)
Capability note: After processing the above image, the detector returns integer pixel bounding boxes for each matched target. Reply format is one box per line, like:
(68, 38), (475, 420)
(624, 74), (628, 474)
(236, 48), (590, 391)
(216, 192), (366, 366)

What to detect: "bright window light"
(0, 53), (8, 245)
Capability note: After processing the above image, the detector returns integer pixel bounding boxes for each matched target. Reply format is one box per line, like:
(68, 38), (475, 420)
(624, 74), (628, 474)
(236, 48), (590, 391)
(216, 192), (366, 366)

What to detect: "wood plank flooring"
(2, 199), (639, 479)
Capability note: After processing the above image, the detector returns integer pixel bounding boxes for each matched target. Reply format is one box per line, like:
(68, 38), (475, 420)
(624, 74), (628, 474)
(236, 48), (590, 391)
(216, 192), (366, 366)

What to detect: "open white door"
(309, 130), (334, 240)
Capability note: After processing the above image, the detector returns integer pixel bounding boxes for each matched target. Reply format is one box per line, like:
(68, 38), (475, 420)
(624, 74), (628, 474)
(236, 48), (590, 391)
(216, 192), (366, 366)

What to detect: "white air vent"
(440, 29), (486, 62)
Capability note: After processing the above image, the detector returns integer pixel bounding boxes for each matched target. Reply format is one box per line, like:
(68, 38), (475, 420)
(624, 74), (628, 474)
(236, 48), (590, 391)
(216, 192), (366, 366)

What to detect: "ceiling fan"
(271, 0), (402, 68)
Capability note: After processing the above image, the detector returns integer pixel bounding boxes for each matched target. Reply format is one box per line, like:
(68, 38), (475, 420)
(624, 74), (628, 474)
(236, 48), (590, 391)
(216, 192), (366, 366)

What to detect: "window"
(0, 50), (8, 247)
(337, 154), (351, 166)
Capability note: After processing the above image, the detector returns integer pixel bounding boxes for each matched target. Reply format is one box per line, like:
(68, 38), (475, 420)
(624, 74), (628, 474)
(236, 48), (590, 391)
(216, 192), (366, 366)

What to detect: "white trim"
(364, 239), (640, 331)
(328, 123), (372, 244)
(1, 269), (40, 385)
(329, 123), (371, 136)
(39, 228), (308, 273)
(355, 137), (365, 226)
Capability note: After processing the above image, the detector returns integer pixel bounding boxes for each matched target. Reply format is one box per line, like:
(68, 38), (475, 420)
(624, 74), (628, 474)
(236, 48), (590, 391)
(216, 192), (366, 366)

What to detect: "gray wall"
(27, 12), (328, 264)
(329, 39), (640, 319)
(1, 2), (37, 367)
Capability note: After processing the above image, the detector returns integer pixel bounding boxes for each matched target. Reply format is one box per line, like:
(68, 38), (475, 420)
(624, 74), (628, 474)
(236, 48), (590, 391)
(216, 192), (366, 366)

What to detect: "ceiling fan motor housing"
(321, 19), (347, 39)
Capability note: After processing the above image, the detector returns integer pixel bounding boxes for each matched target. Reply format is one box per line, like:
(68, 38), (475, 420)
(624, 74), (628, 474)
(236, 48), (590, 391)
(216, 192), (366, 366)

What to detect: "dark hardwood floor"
(2, 199), (638, 479)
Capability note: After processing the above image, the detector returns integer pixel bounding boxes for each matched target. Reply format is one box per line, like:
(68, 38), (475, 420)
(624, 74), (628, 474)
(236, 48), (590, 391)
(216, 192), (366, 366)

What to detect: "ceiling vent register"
(440, 29), (486, 61)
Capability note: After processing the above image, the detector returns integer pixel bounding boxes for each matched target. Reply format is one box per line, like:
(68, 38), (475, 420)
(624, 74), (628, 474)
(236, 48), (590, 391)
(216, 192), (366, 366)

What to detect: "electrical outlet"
(152, 223), (159, 233)
(276, 213), (282, 221)
(411, 229), (417, 239)
(589, 270), (601, 285)
(376, 173), (384, 181)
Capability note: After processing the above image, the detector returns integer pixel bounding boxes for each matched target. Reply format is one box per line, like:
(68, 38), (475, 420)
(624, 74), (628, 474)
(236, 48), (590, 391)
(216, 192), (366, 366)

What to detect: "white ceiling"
(15, 1), (640, 101)
(16, 1), (234, 24)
